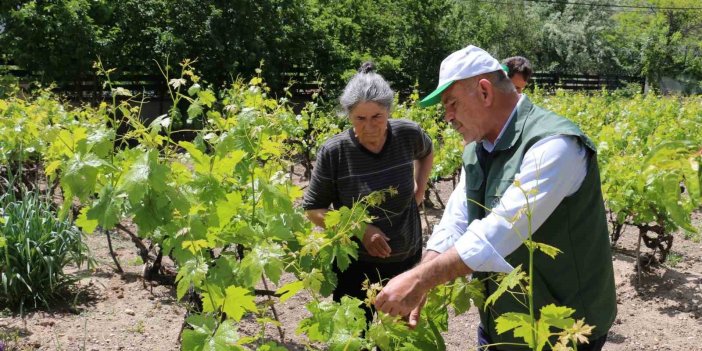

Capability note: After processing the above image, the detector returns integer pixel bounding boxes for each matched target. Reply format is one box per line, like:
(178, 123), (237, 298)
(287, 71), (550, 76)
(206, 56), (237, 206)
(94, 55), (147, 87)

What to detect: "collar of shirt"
(481, 94), (526, 153)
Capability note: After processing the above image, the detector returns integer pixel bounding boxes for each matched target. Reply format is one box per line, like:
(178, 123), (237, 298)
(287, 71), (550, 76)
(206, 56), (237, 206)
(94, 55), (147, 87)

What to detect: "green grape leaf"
(86, 185), (122, 229)
(427, 319), (447, 351)
(61, 153), (105, 200)
(320, 267), (339, 297)
(398, 343), (424, 351)
(198, 90), (217, 108)
(187, 83), (201, 96)
(465, 278), (486, 310)
(333, 243), (358, 272)
(181, 329), (207, 351)
(298, 297), (366, 344)
(525, 241), (563, 259)
(212, 150), (247, 180)
(299, 230), (326, 257)
(181, 315), (244, 351)
(201, 284), (225, 313)
(222, 286), (258, 321)
(120, 151), (151, 204)
(179, 141), (211, 174)
(75, 206), (98, 234)
(494, 312), (533, 341)
(186, 313), (216, 335)
(297, 303), (329, 342)
(182, 239), (210, 254)
(148, 156), (170, 193)
(256, 341), (288, 351)
(539, 304), (575, 330)
(188, 102), (203, 119)
(132, 191), (173, 234)
(265, 217), (295, 241)
(192, 175), (227, 202)
(215, 191), (243, 229)
(324, 210), (342, 228)
(485, 265), (526, 309)
(264, 259), (285, 286)
(450, 277), (485, 315)
(328, 333), (365, 351)
(45, 160), (62, 179)
(240, 243), (285, 285)
(260, 182), (294, 212)
(176, 258), (208, 300)
(275, 280), (305, 303)
(87, 128), (115, 158)
(302, 269), (325, 294)
(367, 312), (412, 350)
(207, 255), (240, 289)
(204, 320), (243, 351)
(260, 138), (283, 158)
(286, 185), (305, 201)
(660, 173), (696, 232)
(235, 223), (260, 248)
(182, 314), (216, 351)
(239, 252), (264, 288)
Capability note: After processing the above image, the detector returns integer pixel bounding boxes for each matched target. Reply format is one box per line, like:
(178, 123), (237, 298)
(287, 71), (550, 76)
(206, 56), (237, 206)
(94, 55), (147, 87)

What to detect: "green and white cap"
(419, 45), (503, 107)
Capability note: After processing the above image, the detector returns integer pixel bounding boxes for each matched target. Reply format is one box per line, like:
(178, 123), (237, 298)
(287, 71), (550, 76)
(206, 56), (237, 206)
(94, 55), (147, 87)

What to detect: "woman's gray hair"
(339, 62), (394, 115)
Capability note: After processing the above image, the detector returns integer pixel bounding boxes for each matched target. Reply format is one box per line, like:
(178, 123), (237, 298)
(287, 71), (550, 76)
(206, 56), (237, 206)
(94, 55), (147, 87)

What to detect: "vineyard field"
(1, 178), (700, 350)
(1, 70), (701, 350)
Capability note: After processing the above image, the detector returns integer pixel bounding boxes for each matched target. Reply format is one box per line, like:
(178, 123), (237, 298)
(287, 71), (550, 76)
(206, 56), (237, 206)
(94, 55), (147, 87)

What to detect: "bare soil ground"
(2, 178), (701, 350)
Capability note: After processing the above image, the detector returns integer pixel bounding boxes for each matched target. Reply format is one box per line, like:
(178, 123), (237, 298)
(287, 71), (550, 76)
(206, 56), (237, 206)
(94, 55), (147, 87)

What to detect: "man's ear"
(478, 78), (494, 106)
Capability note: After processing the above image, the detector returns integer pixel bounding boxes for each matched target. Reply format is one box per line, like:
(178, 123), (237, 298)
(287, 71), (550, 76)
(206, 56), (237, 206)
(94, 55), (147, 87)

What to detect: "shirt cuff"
(425, 229), (456, 254)
(454, 224), (514, 273)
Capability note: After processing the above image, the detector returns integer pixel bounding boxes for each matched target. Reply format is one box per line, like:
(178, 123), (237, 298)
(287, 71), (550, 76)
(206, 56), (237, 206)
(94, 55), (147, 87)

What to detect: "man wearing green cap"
(374, 45), (616, 351)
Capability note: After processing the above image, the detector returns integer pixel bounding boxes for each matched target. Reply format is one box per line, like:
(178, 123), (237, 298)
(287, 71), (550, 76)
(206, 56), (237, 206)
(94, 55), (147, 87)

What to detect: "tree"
(0, 0), (100, 84)
(612, 0), (702, 92)
(529, 0), (623, 74)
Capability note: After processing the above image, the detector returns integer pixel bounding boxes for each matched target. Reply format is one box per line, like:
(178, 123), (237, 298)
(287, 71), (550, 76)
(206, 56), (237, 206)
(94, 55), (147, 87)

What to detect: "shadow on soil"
(614, 249), (702, 320)
(606, 330), (628, 345)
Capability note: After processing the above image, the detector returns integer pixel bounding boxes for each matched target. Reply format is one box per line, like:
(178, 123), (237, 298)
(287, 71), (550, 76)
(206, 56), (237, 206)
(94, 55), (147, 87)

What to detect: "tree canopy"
(1, 0), (700, 95)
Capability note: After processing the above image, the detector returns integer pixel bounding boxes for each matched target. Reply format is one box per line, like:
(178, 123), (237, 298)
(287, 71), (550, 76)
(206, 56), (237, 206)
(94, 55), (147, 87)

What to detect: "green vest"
(464, 97), (616, 350)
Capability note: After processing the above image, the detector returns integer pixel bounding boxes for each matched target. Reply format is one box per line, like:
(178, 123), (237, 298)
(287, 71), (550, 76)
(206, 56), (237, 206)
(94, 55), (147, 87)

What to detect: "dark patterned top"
(303, 119), (433, 263)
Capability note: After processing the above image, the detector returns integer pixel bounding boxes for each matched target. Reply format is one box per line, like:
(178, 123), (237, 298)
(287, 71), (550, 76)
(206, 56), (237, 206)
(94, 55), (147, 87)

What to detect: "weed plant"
(0, 185), (89, 312)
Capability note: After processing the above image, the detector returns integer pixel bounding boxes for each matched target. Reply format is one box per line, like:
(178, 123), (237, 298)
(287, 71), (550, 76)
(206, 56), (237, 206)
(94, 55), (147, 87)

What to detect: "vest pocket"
(464, 163), (483, 191)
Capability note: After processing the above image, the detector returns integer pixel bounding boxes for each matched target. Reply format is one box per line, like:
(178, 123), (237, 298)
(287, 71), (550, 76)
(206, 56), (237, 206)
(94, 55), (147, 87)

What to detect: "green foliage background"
(1, 0), (701, 95)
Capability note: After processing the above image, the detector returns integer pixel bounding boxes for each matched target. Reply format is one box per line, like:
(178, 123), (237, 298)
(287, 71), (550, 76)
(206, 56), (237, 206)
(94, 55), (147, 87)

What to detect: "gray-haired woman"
(302, 62), (434, 322)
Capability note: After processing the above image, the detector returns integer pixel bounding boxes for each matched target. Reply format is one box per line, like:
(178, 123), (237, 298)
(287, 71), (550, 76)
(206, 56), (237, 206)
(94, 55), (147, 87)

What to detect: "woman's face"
(349, 101), (389, 150)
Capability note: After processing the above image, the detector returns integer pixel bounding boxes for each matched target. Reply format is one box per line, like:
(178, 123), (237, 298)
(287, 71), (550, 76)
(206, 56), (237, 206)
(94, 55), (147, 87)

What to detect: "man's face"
(440, 79), (487, 144)
(511, 73), (528, 93)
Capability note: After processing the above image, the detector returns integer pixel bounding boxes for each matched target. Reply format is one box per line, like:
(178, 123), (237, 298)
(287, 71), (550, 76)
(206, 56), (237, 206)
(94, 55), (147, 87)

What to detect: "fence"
(2, 64), (646, 101)
(531, 73), (645, 92)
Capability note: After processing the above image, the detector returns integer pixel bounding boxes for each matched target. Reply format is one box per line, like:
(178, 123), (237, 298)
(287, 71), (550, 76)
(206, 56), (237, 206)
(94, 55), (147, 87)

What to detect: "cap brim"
(418, 80), (454, 108)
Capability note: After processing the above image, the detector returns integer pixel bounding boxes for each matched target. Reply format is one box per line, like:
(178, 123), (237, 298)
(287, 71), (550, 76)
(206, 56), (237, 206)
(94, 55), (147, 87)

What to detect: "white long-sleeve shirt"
(426, 103), (588, 273)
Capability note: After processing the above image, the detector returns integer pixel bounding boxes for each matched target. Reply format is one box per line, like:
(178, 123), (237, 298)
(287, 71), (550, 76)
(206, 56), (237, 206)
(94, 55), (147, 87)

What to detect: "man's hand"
(375, 249), (469, 324)
(405, 250), (439, 328)
(362, 224), (391, 258)
(374, 268), (428, 317)
(407, 293), (427, 329)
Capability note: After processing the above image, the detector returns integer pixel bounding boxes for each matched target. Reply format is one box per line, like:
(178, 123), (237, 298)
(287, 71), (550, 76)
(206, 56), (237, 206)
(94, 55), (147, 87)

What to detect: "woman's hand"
(414, 181), (424, 206)
(362, 224), (391, 258)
